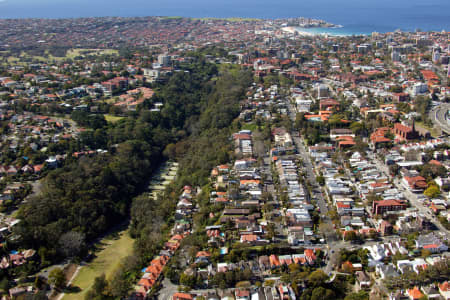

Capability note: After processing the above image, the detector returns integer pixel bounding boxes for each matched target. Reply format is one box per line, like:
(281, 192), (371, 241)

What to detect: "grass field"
(7, 56), (20, 63)
(416, 121), (440, 137)
(159, 16), (260, 22)
(2, 48), (118, 66)
(104, 114), (125, 123)
(193, 17), (261, 22)
(65, 49), (118, 59)
(62, 229), (133, 300)
(241, 123), (266, 131)
(241, 123), (258, 131)
(104, 98), (118, 104)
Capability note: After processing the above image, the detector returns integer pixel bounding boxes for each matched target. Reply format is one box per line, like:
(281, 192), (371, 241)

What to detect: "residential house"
(378, 220), (393, 236)
(421, 285), (441, 300)
(304, 249), (317, 265)
(415, 233), (449, 253)
(319, 98), (339, 110)
(439, 282), (450, 300)
(278, 255), (293, 266)
(407, 287), (424, 300)
(269, 255), (281, 268)
(173, 293), (194, 300)
(330, 128), (355, 141)
(376, 264), (399, 279)
(235, 289), (251, 300)
(403, 176), (428, 191)
(278, 285), (290, 300)
(287, 226), (305, 245)
(356, 271), (371, 289)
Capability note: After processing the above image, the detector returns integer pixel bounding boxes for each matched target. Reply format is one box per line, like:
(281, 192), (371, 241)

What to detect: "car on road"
(417, 195), (427, 200)
(351, 239), (364, 245)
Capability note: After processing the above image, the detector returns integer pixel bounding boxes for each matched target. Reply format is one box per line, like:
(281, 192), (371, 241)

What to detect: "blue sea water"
(0, 0), (449, 34)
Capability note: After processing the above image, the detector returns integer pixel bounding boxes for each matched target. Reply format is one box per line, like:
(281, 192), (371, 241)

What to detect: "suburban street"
(284, 98), (345, 275)
(373, 157), (450, 238)
(399, 179), (450, 238)
(286, 100), (336, 241)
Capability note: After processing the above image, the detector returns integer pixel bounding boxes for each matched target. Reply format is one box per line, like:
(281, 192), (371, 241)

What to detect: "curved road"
(429, 103), (450, 134)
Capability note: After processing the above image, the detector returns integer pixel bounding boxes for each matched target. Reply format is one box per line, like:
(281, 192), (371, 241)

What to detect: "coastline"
(282, 25), (369, 37)
(282, 26), (314, 36)
(1, 0), (449, 32)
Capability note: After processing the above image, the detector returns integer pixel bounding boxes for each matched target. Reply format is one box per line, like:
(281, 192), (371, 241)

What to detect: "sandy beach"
(281, 26), (315, 36)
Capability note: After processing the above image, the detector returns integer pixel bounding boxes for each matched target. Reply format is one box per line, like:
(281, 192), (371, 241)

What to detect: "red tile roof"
(408, 287), (424, 300)
(374, 199), (404, 207)
(172, 292), (194, 300)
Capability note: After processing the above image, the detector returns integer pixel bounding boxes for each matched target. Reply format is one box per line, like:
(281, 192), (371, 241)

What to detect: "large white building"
(411, 82), (428, 96)
(391, 51), (400, 62)
(295, 99), (313, 112)
(157, 54), (171, 66)
(142, 68), (160, 82)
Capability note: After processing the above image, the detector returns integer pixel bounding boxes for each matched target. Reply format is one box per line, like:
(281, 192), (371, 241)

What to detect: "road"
(396, 178), (450, 238)
(284, 98), (344, 275)
(429, 103), (450, 134)
(286, 100), (337, 241)
(158, 277), (219, 300)
(55, 265), (82, 300)
(157, 278), (179, 300)
(373, 156), (450, 238)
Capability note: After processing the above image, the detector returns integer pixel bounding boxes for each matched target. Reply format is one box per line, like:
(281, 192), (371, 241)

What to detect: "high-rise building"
(386, 35), (393, 44)
(157, 54), (171, 67)
(317, 84), (329, 98)
(416, 37), (432, 47)
(391, 51), (400, 62)
(432, 48), (441, 63)
(357, 44), (370, 54)
(376, 41), (384, 48)
(412, 83), (428, 96)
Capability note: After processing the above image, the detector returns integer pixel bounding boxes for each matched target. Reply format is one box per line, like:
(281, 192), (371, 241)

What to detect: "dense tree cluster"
(14, 58), (230, 265)
(16, 139), (158, 262)
(80, 64), (253, 297)
(384, 258), (450, 290)
(165, 67), (253, 186)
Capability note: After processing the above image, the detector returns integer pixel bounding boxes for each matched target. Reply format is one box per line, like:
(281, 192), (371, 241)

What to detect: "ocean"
(0, 0), (449, 34)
